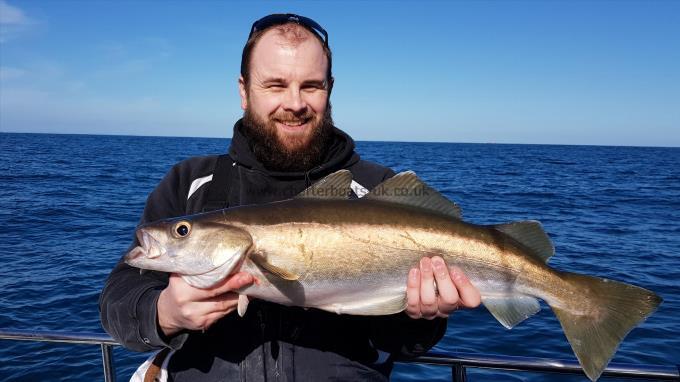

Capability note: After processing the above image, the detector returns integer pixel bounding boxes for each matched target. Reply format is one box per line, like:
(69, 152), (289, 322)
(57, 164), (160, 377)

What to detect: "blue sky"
(1, 0), (678, 146)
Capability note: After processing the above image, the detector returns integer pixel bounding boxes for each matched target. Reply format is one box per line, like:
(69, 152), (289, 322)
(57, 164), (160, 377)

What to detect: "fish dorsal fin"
(494, 220), (555, 262)
(251, 253), (300, 281)
(296, 169), (352, 199)
(483, 295), (541, 329)
(363, 171), (462, 219)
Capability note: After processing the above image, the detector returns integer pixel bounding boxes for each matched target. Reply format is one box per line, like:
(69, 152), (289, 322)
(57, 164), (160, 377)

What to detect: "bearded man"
(100, 13), (480, 381)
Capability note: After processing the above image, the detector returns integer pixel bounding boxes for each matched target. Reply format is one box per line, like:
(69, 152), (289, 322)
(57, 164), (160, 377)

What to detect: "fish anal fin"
(319, 293), (407, 316)
(494, 220), (554, 262)
(296, 169), (352, 199)
(251, 253), (300, 281)
(364, 171), (462, 219)
(483, 295), (541, 329)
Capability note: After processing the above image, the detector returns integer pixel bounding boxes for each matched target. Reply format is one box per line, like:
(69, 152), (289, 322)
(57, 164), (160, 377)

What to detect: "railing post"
(101, 343), (116, 382)
(452, 363), (466, 382)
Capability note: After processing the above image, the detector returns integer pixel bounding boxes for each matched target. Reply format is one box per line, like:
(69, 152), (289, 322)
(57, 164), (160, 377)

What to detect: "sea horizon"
(2, 130), (679, 149)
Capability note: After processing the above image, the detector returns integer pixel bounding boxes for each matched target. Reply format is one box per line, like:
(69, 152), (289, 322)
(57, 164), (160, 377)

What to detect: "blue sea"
(1, 133), (679, 381)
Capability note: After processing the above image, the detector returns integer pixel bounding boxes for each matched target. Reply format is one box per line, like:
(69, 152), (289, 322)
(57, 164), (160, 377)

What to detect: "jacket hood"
(228, 118), (360, 179)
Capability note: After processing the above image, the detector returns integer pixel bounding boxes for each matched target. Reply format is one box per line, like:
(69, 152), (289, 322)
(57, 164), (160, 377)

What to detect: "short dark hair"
(240, 22), (333, 86)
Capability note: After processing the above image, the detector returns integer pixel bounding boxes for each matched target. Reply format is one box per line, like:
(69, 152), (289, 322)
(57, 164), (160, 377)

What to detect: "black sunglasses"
(248, 13), (328, 46)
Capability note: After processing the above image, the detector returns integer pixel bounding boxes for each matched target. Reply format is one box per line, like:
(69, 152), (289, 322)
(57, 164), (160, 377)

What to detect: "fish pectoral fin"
(296, 169), (353, 199)
(320, 293), (407, 316)
(237, 294), (249, 317)
(483, 295), (541, 329)
(251, 253), (300, 281)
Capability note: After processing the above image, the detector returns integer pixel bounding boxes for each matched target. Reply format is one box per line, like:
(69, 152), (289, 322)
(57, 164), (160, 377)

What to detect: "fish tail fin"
(551, 272), (662, 381)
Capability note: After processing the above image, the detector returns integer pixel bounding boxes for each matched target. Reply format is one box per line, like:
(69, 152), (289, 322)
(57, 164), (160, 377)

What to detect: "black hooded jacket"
(99, 120), (447, 381)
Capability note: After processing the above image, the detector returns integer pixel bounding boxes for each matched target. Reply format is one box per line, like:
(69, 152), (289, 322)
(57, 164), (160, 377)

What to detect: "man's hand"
(406, 256), (481, 319)
(157, 272), (254, 337)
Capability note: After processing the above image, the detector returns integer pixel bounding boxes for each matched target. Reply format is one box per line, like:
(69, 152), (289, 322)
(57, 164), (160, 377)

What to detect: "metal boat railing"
(1, 329), (678, 381)
(1, 329), (117, 382)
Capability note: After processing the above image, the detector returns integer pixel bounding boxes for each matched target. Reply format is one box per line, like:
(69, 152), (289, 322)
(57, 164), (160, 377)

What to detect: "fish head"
(125, 216), (252, 277)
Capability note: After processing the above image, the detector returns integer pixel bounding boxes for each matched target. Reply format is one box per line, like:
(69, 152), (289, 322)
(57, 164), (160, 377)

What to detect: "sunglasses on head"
(248, 13), (329, 47)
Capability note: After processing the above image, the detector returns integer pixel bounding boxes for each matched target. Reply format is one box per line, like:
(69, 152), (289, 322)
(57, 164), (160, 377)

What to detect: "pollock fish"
(125, 170), (661, 381)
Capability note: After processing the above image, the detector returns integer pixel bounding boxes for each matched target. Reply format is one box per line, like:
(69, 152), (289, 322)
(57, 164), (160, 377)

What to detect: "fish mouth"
(126, 229), (166, 262)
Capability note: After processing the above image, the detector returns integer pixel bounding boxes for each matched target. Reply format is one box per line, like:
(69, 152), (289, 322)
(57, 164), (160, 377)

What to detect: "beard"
(242, 103), (334, 172)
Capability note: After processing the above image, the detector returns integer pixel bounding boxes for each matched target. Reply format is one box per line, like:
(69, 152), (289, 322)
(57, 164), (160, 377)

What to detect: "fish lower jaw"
(146, 245), (166, 259)
(129, 244), (166, 260)
(125, 246), (147, 262)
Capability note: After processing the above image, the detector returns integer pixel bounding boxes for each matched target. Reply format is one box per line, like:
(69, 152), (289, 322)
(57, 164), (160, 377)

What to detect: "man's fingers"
(431, 256), (460, 313)
(406, 268), (421, 319)
(419, 257), (438, 318)
(204, 292), (240, 313)
(159, 273), (253, 336)
(179, 297), (239, 330)
(206, 272), (254, 298)
(450, 266), (481, 308)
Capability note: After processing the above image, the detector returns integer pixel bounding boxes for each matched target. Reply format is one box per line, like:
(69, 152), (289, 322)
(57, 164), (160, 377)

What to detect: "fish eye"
(173, 221), (191, 238)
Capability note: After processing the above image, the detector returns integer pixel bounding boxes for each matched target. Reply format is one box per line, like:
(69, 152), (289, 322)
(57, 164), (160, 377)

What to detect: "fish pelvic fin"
(237, 294), (249, 317)
(552, 272), (662, 381)
(363, 171), (462, 219)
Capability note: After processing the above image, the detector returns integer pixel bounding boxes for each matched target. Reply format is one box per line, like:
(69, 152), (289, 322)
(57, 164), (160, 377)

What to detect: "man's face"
(239, 28), (331, 154)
